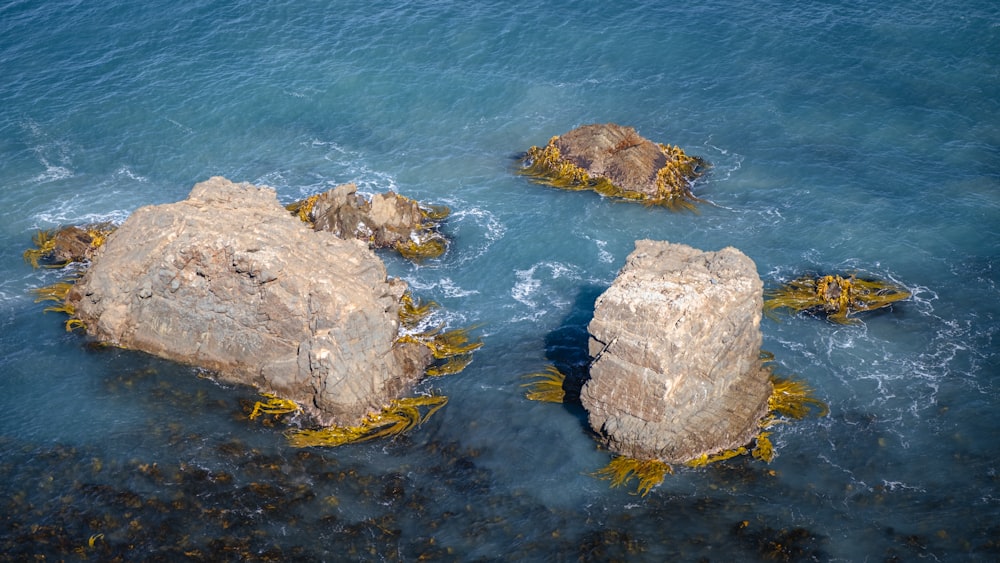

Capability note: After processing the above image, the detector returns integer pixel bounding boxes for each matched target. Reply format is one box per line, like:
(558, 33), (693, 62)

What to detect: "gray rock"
(68, 177), (431, 426)
(580, 240), (772, 462)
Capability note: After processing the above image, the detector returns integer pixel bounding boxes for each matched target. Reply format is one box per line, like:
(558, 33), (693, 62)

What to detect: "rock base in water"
(581, 240), (772, 462)
(68, 177), (432, 427)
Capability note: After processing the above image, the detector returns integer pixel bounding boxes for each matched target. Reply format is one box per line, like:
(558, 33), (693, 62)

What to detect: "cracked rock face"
(68, 177), (430, 426)
(581, 240), (772, 462)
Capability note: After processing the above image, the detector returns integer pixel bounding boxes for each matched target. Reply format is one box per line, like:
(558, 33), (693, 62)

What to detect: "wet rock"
(68, 177), (431, 426)
(580, 240), (772, 462)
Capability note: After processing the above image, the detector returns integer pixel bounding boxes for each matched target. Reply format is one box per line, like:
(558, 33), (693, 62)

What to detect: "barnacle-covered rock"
(519, 123), (709, 211)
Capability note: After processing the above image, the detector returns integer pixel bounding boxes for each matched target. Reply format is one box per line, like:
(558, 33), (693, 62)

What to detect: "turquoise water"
(2, 0), (998, 559)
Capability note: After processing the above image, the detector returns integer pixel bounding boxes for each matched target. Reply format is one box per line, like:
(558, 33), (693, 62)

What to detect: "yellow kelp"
(285, 194), (320, 224)
(764, 273), (910, 324)
(249, 392), (301, 420)
(762, 377), (829, 425)
(593, 456), (673, 497)
(398, 291), (438, 329)
(425, 354), (474, 376)
(685, 446), (749, 468)
(751, 432), (775, 462)
(285, 395), (448, 448)
(31, 282), (84, 332)
(22, 229), (57, 268)
(398, 325), (483, 361)
(395, 235), (447, 262)
(521, 365), (567, 403)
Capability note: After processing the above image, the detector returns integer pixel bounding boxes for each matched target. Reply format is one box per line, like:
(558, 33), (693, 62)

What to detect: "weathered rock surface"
(555, 123), (667, 195)
(68, 177), (431, 426)
(310, 184), (423, 247)
(580, 240), (772, 462)
(521, 123), (708, 208)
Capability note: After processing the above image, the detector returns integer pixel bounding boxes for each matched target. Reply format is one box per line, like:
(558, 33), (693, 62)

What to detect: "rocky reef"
(580, 240), (773, 463)
(519, 123), (709, 210)
(65, 177), (433, 427)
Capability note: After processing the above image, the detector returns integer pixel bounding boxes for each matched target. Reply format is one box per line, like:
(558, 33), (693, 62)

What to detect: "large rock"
(68, 177), (432, 427)
(580, 240), (772, 462)
(520, 123), (708, 209)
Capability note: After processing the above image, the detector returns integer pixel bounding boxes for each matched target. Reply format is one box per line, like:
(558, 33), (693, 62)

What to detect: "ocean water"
(1, 0), (998, 560)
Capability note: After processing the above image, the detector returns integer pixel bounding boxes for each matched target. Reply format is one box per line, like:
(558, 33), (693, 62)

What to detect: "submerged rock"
(581, 240), (772, 463)
(68, 177), (432, 426)
(519, 123), (709, 210)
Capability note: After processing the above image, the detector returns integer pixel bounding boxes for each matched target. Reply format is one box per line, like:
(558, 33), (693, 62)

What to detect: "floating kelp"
(398, 291), (439, 329)
(248, 392), (302, 421)
(685, 446), (749, 468)
(519, 124), (710, 211)
(592, 456), (673, 497)
(762, 377), (829, 424)
(31, 280), (85, 331)
(521, 365), (568, 403)
(285, 395), (448, 448)
(398, 325), (483, 362)
(425, 354), (474, 376)
(764, 273), (910, 324)
(395, 235), (447, 262)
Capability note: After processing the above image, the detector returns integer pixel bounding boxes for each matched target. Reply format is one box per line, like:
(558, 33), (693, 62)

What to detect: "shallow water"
(1, 0), (998, 560)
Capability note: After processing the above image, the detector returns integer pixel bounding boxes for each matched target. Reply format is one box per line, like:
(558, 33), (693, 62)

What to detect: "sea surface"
(1, 0), (998, 560)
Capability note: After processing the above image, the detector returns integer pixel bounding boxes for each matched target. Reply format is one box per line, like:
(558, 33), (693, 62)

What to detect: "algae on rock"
(519, 123), (709, 211)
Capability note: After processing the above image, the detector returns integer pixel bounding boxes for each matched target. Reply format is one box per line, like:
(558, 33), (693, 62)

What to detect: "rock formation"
(580, 240), (772, 462)
(520, 123), (709, 210)
(67, 177), (432, 427)
(291, 183), (449, 261)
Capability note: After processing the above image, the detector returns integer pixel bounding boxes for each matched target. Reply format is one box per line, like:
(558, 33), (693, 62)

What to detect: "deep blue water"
(2, 0), (998, 560)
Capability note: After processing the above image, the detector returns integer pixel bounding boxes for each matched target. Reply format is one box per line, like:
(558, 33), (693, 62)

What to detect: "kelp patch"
(764, 273), (910, 324)
(285, 395), (449, 448)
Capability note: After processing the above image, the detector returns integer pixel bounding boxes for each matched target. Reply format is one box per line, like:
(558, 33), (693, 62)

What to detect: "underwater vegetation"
(285, 395), (449, 448)
(764, 273), (910, 324)
(518, 135), (709, 211)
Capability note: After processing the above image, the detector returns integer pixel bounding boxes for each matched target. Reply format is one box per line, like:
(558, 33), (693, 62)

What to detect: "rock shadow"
(541, 284), (605, 413)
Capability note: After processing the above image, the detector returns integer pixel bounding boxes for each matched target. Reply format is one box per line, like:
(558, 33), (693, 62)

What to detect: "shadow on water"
(541, 283), (605, 413)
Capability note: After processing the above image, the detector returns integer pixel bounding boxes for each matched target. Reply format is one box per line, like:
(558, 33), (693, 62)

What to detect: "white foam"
(114, 166), (149, 183)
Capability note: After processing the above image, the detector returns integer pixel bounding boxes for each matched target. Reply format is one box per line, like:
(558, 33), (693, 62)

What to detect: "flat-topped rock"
(581, 240), (772, 462)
